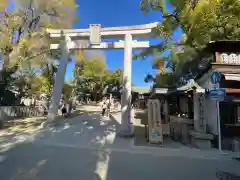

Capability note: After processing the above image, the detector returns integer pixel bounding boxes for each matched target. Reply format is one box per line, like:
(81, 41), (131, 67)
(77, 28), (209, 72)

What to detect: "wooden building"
(195, 40), (240, 151)
(148, 41), (240, 151)
(132, 86), (151, 109)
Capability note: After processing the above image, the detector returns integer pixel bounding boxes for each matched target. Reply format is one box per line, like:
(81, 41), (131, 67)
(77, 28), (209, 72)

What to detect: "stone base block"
(0, 120), (3, 129)
(233, 138), (240, 152)
(109, 113), (134, 138)
(117, 128), (134, 138)
(189, 130), (214, 149)
(117, 121), (134, 138)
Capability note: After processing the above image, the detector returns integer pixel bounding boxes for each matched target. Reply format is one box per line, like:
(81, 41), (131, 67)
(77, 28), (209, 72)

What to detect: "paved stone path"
(0, 105), (239, 180)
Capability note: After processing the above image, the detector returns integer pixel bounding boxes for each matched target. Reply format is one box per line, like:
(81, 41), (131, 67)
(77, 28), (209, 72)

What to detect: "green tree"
(0, 0), (78, 103)
(73, 49), (125, 101)
(137, 0), (240, 87)
(104, 68), (123, 93)
(62, 82), (73, 100)
(74, 59), (124, 101)
(74, 59), (108, 101)
(41, 62), (58, 95)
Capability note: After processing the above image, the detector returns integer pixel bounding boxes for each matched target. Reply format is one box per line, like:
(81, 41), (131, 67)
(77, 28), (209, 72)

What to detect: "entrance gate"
(46, 22), (158, 136)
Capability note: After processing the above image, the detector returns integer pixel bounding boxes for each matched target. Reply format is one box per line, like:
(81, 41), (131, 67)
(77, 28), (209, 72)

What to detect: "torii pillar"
(47, 33), (70, 122)
(119, 34), (133, 137)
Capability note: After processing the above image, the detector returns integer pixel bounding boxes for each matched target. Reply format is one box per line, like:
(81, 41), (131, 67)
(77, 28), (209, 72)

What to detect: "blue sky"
(65, 0), (182, 86)
(9, 0), (182, 86)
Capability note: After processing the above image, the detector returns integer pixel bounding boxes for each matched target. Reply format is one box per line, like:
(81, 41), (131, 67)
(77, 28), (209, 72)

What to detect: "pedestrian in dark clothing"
(61, 103), (67, 116)
(101, 101), (107, 117)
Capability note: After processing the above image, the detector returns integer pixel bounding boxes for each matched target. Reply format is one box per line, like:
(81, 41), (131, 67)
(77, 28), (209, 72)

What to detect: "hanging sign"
(219, 53), (240, 65)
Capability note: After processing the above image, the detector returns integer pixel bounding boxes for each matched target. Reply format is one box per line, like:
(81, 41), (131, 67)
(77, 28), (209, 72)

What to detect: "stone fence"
(0, 106), (45, 121)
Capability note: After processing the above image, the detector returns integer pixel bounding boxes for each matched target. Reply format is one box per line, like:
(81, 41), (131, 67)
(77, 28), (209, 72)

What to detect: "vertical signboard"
(148, 99), (163, 146)
(89, 24), (101, 45)
(198, 93), (206, 132)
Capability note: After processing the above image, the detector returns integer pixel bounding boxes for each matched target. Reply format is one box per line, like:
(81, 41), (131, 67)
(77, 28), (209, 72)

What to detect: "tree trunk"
(3, 53), (10, 70)
(47, 94), (51, 110)
(94, 91), (97, 102)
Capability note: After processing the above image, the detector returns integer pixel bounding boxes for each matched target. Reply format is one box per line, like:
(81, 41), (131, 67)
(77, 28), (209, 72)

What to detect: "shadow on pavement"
(41, 110), (130, 150)
(0, 105), (125, 180)
(0, 105), (240, 180)
(0, 143), (108, 180)
(0, 109), (83, 134)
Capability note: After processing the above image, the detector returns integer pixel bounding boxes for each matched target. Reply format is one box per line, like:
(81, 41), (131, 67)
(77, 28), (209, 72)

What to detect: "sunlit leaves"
(153, 56), (165, 69)
(0, 0), (78, 69)
(80, 59), (107, 78)
(0, 0), (78, 100)
(133, 43), (167, 59)
(62, 82), (73, 99)
(155, 73), (176, 87)
(16, 0), (78, 29)
(140, 0), (168, 14)
(74, 58), (123, 100)
(0, 0), (8, 12)
(140, 0), (240, 51)
(139, 0), (240, 87)
(75, 49), (85, 63)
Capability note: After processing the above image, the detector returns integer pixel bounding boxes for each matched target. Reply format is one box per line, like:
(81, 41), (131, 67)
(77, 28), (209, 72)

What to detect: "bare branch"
(25, 49), (51, 61)
(17, 26), (23, 43)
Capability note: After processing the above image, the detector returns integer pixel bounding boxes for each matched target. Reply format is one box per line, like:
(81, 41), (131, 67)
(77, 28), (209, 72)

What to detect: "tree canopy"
(0, 0), (78, 104)
(138, 0), (240, 87)
(73, 56), (124, 101)
(1, 0), (78, 69)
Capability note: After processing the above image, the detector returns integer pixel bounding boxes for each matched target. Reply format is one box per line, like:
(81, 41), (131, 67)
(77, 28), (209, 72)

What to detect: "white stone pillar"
(120, 34), (133, 137)
(47, 33), (71, 121)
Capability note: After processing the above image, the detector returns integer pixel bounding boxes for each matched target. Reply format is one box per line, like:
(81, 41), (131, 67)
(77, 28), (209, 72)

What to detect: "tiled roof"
(176, 79), (201, 92)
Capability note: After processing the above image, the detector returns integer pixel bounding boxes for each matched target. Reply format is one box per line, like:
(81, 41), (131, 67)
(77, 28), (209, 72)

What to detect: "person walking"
(101, 100), (107, 117)
(106, 98), (111, 117)
(65, 99), (72, 117)
(131, 103), (135, 119)
(61, 99), (67, 117)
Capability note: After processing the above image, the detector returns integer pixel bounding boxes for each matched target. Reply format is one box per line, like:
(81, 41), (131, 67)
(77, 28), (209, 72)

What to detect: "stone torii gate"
(46, 22), (158, 136)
